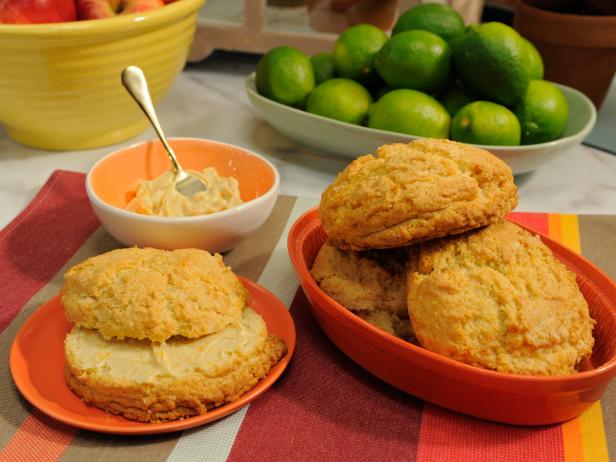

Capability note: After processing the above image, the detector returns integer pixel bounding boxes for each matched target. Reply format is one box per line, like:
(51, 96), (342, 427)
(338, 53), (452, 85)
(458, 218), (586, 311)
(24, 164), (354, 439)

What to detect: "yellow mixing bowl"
(0, 0), (206, 151)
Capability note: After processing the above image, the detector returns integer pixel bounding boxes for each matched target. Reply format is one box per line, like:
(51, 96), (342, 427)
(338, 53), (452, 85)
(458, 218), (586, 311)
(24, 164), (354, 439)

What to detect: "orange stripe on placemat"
(562, 418), (584, 462)
(547, 214), (564, 247)
(549, 215), (609, 462)
(0, 410), (76, 462)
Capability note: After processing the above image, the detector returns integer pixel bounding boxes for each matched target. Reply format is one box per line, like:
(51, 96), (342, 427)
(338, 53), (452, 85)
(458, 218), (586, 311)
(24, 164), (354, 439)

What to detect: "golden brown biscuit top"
(407, 221), (595, 376)
(62, 247), (249, 342)
(319, 139), (518, 250)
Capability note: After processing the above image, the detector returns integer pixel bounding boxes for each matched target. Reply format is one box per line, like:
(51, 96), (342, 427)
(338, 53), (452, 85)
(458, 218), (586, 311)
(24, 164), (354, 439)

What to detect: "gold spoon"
(121, 65), (207, 197)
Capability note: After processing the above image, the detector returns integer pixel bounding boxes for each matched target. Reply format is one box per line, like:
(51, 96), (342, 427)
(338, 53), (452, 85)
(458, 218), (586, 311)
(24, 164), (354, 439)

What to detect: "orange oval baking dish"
(287, 207), (616, 426)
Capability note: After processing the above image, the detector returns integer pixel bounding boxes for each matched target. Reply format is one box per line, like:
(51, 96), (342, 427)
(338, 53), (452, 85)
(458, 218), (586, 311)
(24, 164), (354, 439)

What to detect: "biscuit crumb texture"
(62, 248), (249, 342)
(311, 240), (415, 342)
(319, 139), (518, 250)
(65, 308), (286, 422)
(311, 240), (407, 316)
(356, 310), (416, 343)
(407, 221), (595, 376)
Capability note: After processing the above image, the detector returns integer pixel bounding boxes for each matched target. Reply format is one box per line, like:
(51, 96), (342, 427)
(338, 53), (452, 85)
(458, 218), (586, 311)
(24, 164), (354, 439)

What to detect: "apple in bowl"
(0, 0), (77, 23)
(0, 0), (171, 24)
(76, 0), (165, 19)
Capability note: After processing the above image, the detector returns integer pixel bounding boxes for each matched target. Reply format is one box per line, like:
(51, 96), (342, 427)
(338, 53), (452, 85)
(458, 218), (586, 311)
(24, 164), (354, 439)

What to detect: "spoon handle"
(121, 66), (183, 176)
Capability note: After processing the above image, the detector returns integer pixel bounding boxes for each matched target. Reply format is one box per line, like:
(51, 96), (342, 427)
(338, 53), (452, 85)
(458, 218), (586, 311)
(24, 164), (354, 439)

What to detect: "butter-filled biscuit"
(319, 139), (518, 250)
(65, 308), (286, 422)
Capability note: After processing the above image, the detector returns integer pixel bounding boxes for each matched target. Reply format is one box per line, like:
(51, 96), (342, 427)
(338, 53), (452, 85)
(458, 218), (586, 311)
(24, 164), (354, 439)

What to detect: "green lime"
(392, 3), (465, 43)
(450, 101), (521, 145)
(333, 24), (388, 83)
(306, 78), (373, 125)
(375, 30), (452, 93)
(368, 89), (450, 138)
(515, 80), (568, 144)
(521, 37), (544, 80)
(448, 28), (467, 56)
(311, 52), (335, 85)
(453, 22), (532, 106)
(440, 83), (474, 116)
(256, 46), (315, 107)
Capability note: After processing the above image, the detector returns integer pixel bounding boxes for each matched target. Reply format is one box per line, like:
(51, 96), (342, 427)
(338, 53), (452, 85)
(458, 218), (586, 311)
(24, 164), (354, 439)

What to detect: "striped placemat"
(0, 170), (614, 462)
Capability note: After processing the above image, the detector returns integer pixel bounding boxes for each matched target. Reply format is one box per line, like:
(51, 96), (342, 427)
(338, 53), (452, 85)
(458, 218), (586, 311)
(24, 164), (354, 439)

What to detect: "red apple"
(76, 0), (164, 19)
(122, 0), (164, 14)
(0, 0), (77, 23)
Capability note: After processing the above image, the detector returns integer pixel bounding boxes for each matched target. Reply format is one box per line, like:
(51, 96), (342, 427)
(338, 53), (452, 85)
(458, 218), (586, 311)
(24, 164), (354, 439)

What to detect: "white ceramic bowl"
(245, 73), (596, 175)
(86, 138), (279, 252)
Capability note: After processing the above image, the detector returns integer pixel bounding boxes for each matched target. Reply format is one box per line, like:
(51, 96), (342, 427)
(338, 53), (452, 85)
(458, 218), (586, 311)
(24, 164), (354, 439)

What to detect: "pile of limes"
(255, 4), (569, 146)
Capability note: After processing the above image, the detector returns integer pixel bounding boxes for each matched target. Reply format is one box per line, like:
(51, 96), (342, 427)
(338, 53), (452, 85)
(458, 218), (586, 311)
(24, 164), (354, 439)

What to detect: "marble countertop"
(1, 52), (615, 230)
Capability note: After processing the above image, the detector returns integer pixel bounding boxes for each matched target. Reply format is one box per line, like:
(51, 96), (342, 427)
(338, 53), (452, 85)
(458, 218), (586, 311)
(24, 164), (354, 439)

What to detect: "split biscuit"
(319, 139), (518, 250)
(65, 308), (286, 422)
(407, 221), (595, 376)
(62, 248), (249, 342)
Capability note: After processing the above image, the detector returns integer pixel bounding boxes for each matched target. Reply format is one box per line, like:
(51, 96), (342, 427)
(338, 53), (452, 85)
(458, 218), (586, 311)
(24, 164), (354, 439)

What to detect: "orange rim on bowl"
(287, 207), (616, 425)
(86, 138), (280, 223)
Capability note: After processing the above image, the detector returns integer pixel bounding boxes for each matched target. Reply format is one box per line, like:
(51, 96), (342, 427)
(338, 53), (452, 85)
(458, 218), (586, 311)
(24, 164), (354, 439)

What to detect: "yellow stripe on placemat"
(580, 403), (609, 462)
(548, 214), (609, 462)
(548, 214), (580, 251)
(562, 214), (581, 252)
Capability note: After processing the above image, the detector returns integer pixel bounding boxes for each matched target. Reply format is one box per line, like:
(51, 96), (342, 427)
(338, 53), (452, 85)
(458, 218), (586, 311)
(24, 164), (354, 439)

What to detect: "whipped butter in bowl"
(126, 167), (243, 217)
(86, 138), (280, 252)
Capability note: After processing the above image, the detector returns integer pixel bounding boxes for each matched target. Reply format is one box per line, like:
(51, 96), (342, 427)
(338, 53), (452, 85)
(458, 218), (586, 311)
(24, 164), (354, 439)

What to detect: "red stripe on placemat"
(0, 410), (75, 462)
(507, 212), (549, 235)
(228, 290), (425, 462)
(417, 405), (564, 462)
(0, 170), (99, 332)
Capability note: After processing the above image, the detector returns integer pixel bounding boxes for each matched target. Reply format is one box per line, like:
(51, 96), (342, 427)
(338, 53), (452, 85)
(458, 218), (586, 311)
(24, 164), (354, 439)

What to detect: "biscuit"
(356, 310), (416, 343)
(65, 308), (286, 423)
(319, 139), (518, 250)
(62, 248), (249, 342)
(407, 221), (595, 376)
(311, 240), (407, 316)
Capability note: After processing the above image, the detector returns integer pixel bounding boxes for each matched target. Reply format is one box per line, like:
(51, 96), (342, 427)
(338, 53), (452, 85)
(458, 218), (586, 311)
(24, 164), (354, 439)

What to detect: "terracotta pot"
(514, 0), (616, 109)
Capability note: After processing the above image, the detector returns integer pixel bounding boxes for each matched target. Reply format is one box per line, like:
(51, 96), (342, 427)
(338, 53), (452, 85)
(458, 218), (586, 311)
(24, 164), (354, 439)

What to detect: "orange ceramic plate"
(9, 277), (295, 435)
